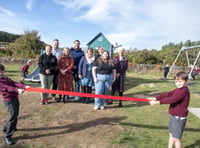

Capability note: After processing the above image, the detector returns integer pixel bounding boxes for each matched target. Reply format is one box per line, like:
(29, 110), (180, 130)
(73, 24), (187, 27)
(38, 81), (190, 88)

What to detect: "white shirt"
(52, 48), (62, 59)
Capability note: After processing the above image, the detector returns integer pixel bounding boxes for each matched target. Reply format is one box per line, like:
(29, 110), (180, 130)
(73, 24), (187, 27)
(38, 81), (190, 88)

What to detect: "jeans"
(73, 71), (80, 100)
(39, 74), (54, 100)
(94, 74), (113, 107)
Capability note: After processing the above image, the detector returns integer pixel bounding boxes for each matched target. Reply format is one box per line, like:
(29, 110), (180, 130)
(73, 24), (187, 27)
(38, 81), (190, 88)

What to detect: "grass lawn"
(1, 64), (200, 148)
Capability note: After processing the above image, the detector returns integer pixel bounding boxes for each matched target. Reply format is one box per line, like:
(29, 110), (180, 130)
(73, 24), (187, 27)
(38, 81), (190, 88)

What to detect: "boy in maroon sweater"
(0, 64), (29, 145)
(148, 71), (190, 148)
(20, 59), (32, 81)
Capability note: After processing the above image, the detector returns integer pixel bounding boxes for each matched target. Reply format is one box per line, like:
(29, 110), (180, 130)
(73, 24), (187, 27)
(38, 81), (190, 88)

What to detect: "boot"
(118, 101), (123, 107)
(81, 86), (87, 103)
(119, 93), (123, 107)
(81, 98), (86, 103)
(63, 95), (69, 103)
(85, 86), (92, 104)
(4, 137), (14, 145)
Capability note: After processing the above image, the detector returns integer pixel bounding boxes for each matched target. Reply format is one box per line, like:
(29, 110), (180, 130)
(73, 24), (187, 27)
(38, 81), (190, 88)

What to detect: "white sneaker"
(100, 106), (105, 110)
(93, 106), (99, 110)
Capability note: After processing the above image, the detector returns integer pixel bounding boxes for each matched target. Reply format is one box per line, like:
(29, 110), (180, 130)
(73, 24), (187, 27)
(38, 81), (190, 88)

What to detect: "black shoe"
(81, 98), (86, 103)
(119, 103), (123, 107)
(107, 101), (113, 105)
(85, 99), (90, 104)
(56, 98), (61, 103)
(63, 98), (67, 103)
(4, 137), (14, 145)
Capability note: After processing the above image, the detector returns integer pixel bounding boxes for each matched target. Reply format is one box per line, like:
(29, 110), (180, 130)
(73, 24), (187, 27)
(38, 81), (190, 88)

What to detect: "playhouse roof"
(87, 32), (111, 46)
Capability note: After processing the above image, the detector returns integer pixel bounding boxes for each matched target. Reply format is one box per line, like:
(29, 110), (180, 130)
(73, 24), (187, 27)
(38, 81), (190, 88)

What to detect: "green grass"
(110, 72), (200, 148)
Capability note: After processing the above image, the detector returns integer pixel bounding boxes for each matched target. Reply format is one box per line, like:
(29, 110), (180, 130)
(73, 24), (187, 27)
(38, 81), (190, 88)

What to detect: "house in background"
(87, 32), (113, 57)
(0, 41), (9, 48)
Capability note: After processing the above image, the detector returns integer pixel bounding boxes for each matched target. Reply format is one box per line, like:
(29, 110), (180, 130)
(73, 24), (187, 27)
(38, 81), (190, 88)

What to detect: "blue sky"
(0, 0), (200, 50)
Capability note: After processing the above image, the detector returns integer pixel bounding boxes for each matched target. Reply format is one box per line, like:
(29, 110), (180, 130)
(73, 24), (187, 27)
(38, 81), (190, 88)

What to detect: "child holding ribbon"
(0, 64), (30, 145)
(148, 71), (190, 148)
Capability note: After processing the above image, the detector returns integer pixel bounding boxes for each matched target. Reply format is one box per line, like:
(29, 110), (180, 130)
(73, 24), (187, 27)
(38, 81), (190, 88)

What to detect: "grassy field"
(0, 64), (200, 148)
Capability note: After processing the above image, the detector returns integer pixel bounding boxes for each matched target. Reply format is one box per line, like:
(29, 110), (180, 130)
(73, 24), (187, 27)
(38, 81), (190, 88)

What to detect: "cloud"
(0, 12), (40, 35)
(53, 0), (200, 49)
(26, 0), (35, 11)
(0, 6), (15, 17)
(53, 0), (136, 28)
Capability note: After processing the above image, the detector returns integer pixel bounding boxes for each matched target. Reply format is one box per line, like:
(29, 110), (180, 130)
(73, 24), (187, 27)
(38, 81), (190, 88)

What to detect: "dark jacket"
(38, 53), (57, 75)
(113, 56), (128, 74)
(0, 77), (26, 101)
(70, 47), (84, 72)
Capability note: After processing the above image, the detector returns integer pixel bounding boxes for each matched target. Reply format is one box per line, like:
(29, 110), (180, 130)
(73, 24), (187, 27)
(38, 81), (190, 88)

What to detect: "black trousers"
(3, 99), (19, 138)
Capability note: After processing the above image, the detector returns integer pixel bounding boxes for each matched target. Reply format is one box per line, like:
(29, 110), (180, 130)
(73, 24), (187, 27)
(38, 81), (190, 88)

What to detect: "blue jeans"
(94, 74), (113, 107)
(73, 71), (80, 100)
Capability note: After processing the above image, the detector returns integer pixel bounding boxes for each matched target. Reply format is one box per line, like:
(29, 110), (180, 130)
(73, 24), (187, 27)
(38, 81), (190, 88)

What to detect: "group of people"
(38, 39), (129, 110)
(0, 38), (191, 147)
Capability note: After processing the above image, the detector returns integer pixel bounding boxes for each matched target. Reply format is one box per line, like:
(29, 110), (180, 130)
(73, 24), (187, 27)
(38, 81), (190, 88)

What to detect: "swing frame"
(167, 45), (200, 79)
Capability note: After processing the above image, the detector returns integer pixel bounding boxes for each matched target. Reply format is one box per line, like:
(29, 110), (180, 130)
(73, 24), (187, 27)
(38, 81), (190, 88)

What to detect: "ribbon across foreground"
(25, 87), (149, 102)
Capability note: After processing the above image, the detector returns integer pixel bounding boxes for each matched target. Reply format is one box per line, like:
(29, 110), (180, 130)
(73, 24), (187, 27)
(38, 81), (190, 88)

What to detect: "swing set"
(167, 45), (200, 79)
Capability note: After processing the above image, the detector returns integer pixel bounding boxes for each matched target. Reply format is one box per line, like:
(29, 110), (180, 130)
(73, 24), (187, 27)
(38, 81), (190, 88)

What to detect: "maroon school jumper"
(156, 86), (190, 117)
(0, 76), (26, 100)
(21, 64), (29, 74)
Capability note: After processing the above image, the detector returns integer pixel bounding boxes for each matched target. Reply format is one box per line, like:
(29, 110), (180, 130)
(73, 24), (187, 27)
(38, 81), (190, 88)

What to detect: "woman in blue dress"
(78, 48), (95, 103)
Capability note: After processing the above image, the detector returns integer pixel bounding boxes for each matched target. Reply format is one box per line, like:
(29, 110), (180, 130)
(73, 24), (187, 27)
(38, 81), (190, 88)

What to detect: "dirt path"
(0, 92), (127, 148)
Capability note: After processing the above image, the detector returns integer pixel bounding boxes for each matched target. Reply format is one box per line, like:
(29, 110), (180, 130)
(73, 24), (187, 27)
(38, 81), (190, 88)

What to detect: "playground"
(0, 64), (199, 148)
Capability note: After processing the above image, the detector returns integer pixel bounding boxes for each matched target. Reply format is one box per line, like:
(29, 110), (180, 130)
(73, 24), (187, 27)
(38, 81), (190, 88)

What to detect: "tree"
(6, 30), (45, 58)
(184, 40), (191, 47)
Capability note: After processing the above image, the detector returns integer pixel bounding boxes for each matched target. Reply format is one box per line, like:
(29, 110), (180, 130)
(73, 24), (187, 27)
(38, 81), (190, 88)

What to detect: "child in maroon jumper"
(20, 59), (32, 81)
(148, 71), (190, 148)
(0, 64), (30, 145)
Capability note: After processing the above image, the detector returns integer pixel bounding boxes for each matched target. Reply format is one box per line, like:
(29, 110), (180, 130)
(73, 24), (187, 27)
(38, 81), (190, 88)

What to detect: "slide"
(24, 65), (40, 83)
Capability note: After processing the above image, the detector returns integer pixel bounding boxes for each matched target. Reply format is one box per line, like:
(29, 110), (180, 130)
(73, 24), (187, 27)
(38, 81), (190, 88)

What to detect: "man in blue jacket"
(70, 40), (84, 100)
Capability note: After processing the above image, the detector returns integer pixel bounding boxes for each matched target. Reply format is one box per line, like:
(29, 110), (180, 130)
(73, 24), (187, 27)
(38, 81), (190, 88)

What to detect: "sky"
(0, 0), (200, 50)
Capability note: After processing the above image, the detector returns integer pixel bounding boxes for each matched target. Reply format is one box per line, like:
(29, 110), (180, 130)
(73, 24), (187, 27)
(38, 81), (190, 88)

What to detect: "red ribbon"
(25, 87), (149, 102)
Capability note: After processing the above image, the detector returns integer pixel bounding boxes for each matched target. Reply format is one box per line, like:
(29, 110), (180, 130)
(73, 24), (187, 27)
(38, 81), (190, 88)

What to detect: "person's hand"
(79, 74), (82, 79)
(147, 97), (156, 101)
(60, 69), (66, 75)
(25, 86), (30, 89)
(112, 79), (116, 84)
(45, 69), (51, 74)
(149, 100), (160, 106)
(94, 77), (98, 83)
(18, 89), (24, 94)
(109, 86), (112, 91)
